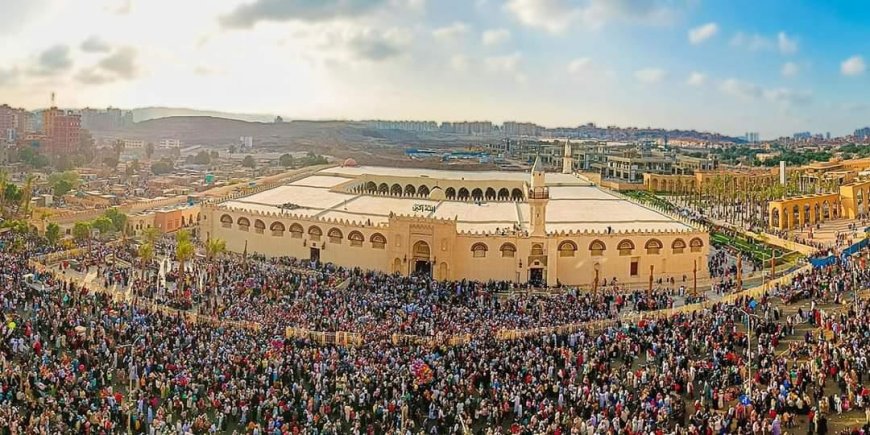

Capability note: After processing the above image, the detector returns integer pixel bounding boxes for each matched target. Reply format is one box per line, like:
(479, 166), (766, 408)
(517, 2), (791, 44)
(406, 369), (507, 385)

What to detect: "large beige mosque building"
(202, 149), (709, 287)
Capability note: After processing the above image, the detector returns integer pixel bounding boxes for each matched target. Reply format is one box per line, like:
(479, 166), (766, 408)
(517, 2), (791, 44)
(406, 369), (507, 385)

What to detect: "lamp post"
(593, 263), (600, 295)
(731, 306), (762, 401)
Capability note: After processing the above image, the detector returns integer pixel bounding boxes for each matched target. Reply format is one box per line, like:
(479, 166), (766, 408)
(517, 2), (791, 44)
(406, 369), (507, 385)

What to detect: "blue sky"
(0, 0), (868, 138)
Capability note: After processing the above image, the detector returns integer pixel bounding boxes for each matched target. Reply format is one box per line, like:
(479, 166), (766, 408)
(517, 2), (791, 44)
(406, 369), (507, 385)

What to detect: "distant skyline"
(1, 0), (869, 138)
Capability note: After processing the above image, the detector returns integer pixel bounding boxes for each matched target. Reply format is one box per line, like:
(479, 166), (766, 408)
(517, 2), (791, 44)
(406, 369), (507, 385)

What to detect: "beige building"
(202, 161), (709, 287)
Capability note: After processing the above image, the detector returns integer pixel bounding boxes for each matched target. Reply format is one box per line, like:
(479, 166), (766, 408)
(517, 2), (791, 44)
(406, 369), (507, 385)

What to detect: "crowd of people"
(2, 229), (870, 434)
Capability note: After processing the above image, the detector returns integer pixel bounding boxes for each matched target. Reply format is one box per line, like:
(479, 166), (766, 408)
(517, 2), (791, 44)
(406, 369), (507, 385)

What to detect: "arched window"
(645, 238), (663, 255)
(689, 237), (704, 253)
(391, 184), (402, 196)
(378, 183), (389, 194)
(500, 243), (516, 258)
(498, 188), (510, 200)
(471, 242), (488, 258)
(458, 188), (470, 200)
(418, 185), (430, 197)
(558, 240), (577, 257)
(511, 188), (524, 201)
(220, 214), (233, 228)
(328, 228), (343, 243)
(531, 243), (544, 256)
(270, 222), (285, 236)
(237, 217), (250, 232)
(254, 219), (265, 234)
(589, 240), (606, 256)
(445, 187), (456, 199)
(617, 239), (634, 256)
(308, 225), (322, 241)
(485, 187), (496, 200)
(471, 188), (483, 201)
(365, 181), (377, 192)
(289, 223), (303, 238)
(404, 184), (416, 196)
(672, 238), (686, 254)
(371, 233), (386, 249)
(348, 231), (364, 247)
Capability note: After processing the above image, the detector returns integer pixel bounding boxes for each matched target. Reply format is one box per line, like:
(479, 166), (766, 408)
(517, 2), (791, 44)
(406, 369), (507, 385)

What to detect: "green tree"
(92, 217), (115, 235)
(104, 208), (128, 233)
(143, 227), (161, 245)
(279, 153), (295, 168)
(46, 223), (61, 246)
(175, 230), (194, 291)
(18, 175), (35, 219)
(205, 238), (226, 261)
(137, 242), (154, 280)
(193, 151), (211, 165)
(151, 158), (174, 175)
(241, 155), (256, 168)
(145, 142), (155, 160)
(48, 171), (80, 197)
(228, 145), (237, 154)
(72, 221), (92, 243)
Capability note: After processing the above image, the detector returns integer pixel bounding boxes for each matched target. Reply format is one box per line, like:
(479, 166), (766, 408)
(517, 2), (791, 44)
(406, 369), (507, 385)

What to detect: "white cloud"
(485, 52), (525, 82)
(688, 22), (718, 45)
(567, 57), (593, 74)
(450, 55), (469, 72)
(763, 88), (811, 105)
(81, 36), (111, 53)
(777, 32), (797, 54)
(505, 0), (676, 33)
(220, 0), (390, 28)
(634, 67), (666, 84)
(731, 31), (798, 54)
(720, 78), (810, 106)
(482, 28), (511, 46)
(719, 78), (761, 99)
(686, 71), (706, 87)
(781, 61), (799, 77)
(432, 21), (469, 42)
(841, 55), (866, 76)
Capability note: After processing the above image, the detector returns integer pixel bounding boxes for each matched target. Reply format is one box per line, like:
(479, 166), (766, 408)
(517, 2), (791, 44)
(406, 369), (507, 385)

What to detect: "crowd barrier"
(494, 264), (813, 342)
(285, 327), (363, 347)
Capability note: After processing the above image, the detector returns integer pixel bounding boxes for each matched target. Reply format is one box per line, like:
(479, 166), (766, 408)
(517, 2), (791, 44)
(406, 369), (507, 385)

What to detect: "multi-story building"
(440, 121), (494, 135)
(502, 122), (542, 138)
(0, 105), (32, 142)
(80, 107), (134, 130)
(158, 139), (183, 149)
(744, 132), (760, 144)
(369, 120), (439, 132)
(603, 150), (673, 184)
(855, 127), (870, 139)
(42, 107), (81, 155)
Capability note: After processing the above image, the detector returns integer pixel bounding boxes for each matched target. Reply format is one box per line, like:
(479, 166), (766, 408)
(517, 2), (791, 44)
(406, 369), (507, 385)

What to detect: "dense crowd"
(2, 232), (870, 434)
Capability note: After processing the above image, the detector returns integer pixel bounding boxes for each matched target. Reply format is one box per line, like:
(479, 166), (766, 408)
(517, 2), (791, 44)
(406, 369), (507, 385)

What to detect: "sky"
(1, 0), (869, 138)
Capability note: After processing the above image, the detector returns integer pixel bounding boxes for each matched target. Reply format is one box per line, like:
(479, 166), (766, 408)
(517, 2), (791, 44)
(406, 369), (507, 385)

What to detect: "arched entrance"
(412, 241), (431, 276)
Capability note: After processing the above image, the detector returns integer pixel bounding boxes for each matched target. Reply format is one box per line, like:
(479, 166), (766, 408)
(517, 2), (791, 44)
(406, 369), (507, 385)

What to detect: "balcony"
(527, 187), (549, 199)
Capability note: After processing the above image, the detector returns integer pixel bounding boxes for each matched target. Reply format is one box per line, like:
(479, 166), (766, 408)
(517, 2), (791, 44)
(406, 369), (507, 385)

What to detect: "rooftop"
(217, 166), (694, 234)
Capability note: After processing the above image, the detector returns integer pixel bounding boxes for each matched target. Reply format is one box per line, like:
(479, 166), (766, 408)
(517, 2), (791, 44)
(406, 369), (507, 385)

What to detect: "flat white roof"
(217, 166), (693, 233)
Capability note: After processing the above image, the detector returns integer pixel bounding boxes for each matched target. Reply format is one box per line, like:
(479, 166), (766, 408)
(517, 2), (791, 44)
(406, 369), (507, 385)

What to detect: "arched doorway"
(771, 208), (780, 228)
(412, 241), (431, 276)
(392, 258), (402, 274)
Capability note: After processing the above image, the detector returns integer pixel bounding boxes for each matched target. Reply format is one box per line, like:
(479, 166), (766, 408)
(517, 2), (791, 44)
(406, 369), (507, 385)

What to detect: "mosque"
(202, 145), (709, 287)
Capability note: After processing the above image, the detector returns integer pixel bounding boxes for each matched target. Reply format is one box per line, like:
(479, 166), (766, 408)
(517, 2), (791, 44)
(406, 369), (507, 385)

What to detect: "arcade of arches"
(643, 171), (779, 194)
(767, 180), (870, 230)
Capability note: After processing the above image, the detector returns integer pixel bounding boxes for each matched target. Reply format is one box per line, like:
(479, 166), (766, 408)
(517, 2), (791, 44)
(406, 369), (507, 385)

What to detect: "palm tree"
(175, 230), (194, 295)
(143, 227), (160, 245)
(205, 238), (226, 261)
(18, 174), (35, 219)
(138, 242), (154, 280)
(0, 169), (8, 218)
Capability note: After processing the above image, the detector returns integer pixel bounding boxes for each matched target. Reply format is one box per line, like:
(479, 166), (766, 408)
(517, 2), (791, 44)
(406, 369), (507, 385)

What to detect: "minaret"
(529, 155), (548, 236)
(562, 140), (574, 174)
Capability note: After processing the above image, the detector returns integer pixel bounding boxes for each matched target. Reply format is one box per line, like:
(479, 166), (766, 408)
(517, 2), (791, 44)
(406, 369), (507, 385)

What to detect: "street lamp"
(730, 306), (763, 401)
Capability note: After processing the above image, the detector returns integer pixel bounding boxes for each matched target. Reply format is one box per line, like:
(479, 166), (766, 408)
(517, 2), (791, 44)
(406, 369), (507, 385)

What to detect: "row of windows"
(220, 215), (387, 248)
(355, 183), (525, 201)
(220, 215), (704, 258)
(471, 238), (704, 258)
